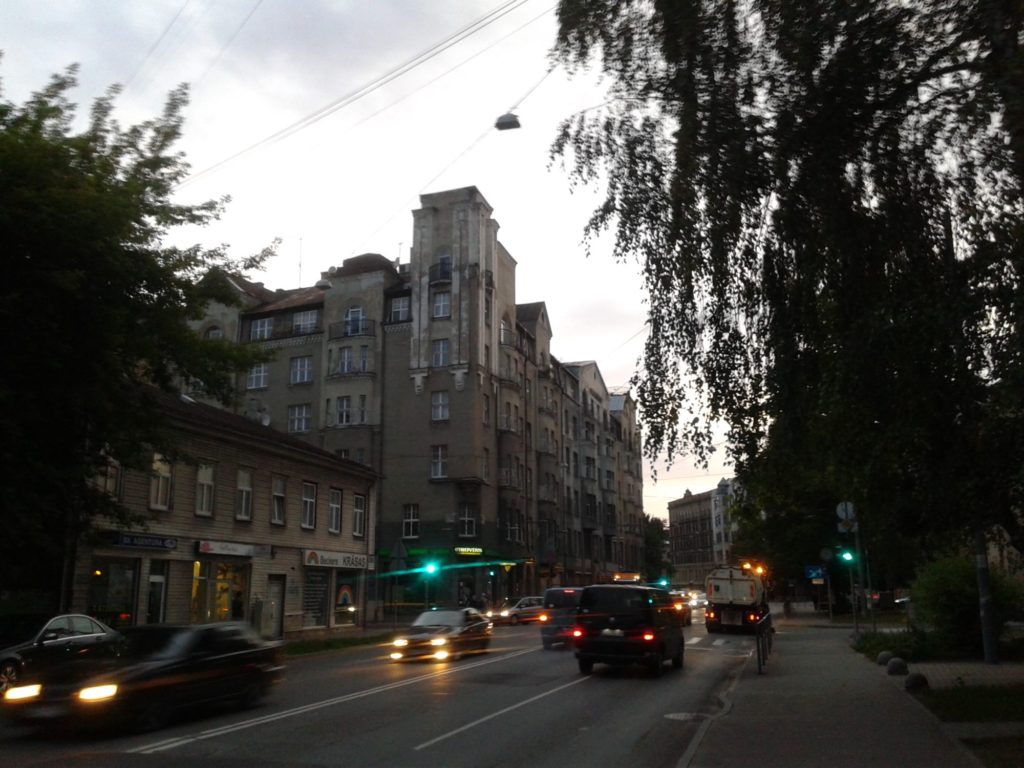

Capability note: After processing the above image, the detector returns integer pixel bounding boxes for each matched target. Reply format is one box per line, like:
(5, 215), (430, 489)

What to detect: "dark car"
(0, 613), (123, 696)
(539, 587), (583, 649)
(572, 584), (684, 676)
(2, 621), (284, 733)
(389, 607), (492, 661)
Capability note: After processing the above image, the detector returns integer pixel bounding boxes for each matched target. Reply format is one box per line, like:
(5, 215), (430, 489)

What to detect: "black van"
(538, 587), (583, 649)
(572, 584), (684, 676)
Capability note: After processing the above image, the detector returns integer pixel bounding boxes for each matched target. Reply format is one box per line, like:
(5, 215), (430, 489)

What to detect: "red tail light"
(572, 628), (583, 638)
(642, 631), (655, 642)
(539, 614), (549, 622)
(706, 610), (716, 620)
(747, 613), (760, 623)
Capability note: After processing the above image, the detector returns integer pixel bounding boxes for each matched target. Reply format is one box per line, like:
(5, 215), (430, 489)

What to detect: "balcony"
(429, 261), (453, 284)
(326, 361), (376, 379)
(536, 437), (557, 456)
(498, 467), (522, 490)
(328, 318), (376, 340)
(247, 321), (322, 343)
(498, 416), (521, 434)
(538, 399), (557, 418)
(498, 365), (523, 389)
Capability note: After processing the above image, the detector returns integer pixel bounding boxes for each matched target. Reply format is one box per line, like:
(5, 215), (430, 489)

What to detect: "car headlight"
(430, 637), (447, 646)
(500, 610), (510, 617)
(4, 684), (41, 701)
(79, 684), (118, 702)
(393, 638), (409, 647)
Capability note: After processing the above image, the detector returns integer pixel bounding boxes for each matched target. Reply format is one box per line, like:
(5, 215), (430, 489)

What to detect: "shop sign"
(106, 532), (177, 550)
(303, 549), (369, 569)
(196, 540), (255, 557)
(453, 546), (483, 556)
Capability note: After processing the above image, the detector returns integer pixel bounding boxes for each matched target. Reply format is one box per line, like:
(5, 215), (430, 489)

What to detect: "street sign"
(836, 501), (856, 521)
(804, 565), (825, 579)
(390, 539), (408, 571)
(838, 519), (859, 533)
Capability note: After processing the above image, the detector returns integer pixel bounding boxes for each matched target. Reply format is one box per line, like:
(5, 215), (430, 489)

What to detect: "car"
(572, 584), (685, 676)
(0, 613), (123, 696)
(689, 591), (709, 609)
(390, 607), (492, 661)
(489, 596), (544, 624)
(2, 621), (284, 733)
(538, 587), (583, 649)
(669, 591), (694, 625)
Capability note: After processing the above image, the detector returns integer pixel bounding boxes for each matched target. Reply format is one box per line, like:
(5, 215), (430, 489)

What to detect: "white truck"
(705, 565), (770, 633)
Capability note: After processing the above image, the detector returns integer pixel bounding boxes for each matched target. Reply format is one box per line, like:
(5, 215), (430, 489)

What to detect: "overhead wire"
(178, 0), (535, 187)
(122, 0), (194, 93)
(192, 0), (266, 88)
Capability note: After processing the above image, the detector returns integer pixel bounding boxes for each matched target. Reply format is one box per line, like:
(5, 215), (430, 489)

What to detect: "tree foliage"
(0, 67), (275, 602)
(552, 1), (1024, 570)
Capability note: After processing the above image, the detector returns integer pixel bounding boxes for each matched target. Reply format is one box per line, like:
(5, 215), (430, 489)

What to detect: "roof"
(248, 285), (327, 314)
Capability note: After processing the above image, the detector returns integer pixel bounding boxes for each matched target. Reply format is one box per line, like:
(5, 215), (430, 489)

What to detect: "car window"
(544, 589), (581, 609)
(413, 610), (463, 627)
(43, 616), (73, 638)
(579, 587), (651, 616)
(70, 616), (101, 635)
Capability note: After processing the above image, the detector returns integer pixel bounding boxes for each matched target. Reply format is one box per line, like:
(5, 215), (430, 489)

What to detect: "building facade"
(668, 478), (736, 585)
(75, 390), (378, 641)
(195, 186), (645, 613)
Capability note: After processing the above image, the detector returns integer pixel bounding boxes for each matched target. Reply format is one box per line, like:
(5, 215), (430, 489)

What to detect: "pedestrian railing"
(755, 614), (773, 674)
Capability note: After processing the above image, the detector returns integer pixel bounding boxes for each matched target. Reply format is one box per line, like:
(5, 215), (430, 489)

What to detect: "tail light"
(706, 610), (716, 620)
(747, 612), (761, 623)
(642, 631), (655, 642)
(539, 613), (549, 622)
(572, 628), (583, 638)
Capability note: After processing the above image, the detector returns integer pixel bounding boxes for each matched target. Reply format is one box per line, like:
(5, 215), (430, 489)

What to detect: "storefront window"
(191, 560), (249, 624)
(334, 575), (358, 625)
(303, 569), (330, 627)
(88, 557), (139, 628)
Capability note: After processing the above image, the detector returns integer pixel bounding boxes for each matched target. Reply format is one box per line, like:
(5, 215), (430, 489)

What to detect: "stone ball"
(886, 657), (909, 675)
(904, 672), (929, 692)
(876, 651), (893, 666)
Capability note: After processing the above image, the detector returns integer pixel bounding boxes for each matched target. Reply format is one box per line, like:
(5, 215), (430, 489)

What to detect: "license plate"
(600, 628), (624, 637)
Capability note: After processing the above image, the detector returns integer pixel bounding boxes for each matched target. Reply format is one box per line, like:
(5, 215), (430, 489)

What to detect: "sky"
(0, 0), (734, 516)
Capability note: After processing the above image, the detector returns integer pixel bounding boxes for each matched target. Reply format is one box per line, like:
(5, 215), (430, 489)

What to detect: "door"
(266, 575), (285, 639)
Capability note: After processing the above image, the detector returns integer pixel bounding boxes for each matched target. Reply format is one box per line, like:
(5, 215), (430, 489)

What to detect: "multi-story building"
(668, 478), (736, 585)
(196, 186), (645, 615)
(74, 389), (378, 641)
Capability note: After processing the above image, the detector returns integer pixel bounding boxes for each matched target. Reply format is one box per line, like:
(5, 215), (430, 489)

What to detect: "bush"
(910, 556), (1024, 658)
(853, 629), (929, 662)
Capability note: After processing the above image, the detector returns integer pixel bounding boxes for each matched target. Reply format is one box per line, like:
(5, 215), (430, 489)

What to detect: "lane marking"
(128, 647), (537, 754)
(414, 676), (590, 751)
(686, 637), (702, 645)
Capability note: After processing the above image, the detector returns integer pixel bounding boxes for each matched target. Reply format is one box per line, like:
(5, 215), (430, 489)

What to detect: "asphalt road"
(2, 616), (757, 768)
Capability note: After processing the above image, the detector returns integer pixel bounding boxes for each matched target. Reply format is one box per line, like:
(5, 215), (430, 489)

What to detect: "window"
(430, 445), (448, 478)
(100, 459), (121, 500)
(293, 309), (319, 333)
(339, 347), (353, 373)
(328, 489), (342, 533)
(346, 307), (364, 335)
(482, 448), (490, 482)
(250, 317), (272, 340)
(389, 295), (410, 322)
(271, 476), (286, 525)
(204, 326), (223, 340)
(458, 504), (476, 537)
(431, 390), (449, 421)
(196, 463), (214, 517)
(288, 404), (312, 433)
(402, 504), (420, 538)
(359, 345), (369, 372)
(235, 469), (253, 520)
(357, 395), (367, 423)
(247, 363), (268, 390)
(353, 494), (366, 537)
(150, 454), (171, 510)
(336, 396), (352, 425)
(431, 338), (450, 367)
(290, 356), (313, 384)
(301, 482), (317, 529)
(485, 296), (492, 325)
(432, 291), (451, 319)
(483, 394), (490, 425)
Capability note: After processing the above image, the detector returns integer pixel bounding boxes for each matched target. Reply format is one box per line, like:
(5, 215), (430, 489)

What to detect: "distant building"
(192, 186), (645, 616)
(668, 478), (736, 584)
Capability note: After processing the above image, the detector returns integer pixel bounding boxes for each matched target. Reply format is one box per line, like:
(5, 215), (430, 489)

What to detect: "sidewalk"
(683, 620), (1012, 768)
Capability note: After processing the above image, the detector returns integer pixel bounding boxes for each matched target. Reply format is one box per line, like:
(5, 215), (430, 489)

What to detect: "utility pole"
(974, 526), (999, 664)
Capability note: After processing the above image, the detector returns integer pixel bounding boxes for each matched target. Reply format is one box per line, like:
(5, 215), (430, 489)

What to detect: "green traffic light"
(424, 562), (438, 574)
(658, 578), (669, 587)
(840, 551), (854, 563)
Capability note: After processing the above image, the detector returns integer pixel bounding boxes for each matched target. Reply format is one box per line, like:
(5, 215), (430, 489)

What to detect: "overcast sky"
(1, 0), (733, 515)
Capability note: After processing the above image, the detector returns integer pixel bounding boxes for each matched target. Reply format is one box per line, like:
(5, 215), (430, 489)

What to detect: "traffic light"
(658, 578), (669, 587)
(424, 561), (438, 575)
(839, 550), (855, 563)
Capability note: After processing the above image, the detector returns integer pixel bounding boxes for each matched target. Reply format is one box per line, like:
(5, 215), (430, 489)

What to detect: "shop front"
(302, 549), (371, 629)
(191, 540), (255, 624)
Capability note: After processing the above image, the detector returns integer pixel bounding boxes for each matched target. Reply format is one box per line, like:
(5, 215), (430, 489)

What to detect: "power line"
(193, 0), (266, 88)
(122, 0), (193, 92)
(179, 0), (535, 186)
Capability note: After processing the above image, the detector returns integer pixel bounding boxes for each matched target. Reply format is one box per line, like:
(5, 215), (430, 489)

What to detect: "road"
(1, 614), (758, 768)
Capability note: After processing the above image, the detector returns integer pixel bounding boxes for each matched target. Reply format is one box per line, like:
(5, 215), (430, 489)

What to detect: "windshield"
(412, 610), (463, 628)
(544, 590), (581, 610)
(119, 627), (194, 660)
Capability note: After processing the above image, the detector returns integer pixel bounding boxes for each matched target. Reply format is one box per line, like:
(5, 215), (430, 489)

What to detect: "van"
(572, 584), (684, 676)
(538, 587), (583, 649)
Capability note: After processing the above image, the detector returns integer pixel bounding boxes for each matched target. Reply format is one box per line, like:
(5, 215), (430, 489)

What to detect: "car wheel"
(578, 658), (593, 675)
(649, 648), (665, 677)
(511, 614), (520, 625)
(134, 700), (171, 733)
(238, 678), (264, 709)
(0, 659), (18, 694)
(671, 641), (684, 669)
(542, 639), (553, 650)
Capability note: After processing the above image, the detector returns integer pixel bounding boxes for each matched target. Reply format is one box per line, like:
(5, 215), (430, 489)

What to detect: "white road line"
(686, 637), (702, 645)
(128, 647), (537, 754)
(712, 639), (726, 646)
(414, 676), (590, 751)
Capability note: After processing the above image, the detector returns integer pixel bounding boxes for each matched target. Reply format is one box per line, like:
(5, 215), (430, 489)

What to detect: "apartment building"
(73, 389), (378, 641)
(667, 478), (736, 585)
(195, 186), (644, 613)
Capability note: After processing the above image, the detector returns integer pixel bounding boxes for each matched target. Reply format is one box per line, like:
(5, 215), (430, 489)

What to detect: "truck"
(704, 564), (770, 633)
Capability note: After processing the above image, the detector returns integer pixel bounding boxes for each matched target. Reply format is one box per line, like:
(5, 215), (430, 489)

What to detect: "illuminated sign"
(454, 547), (483, 556)
(303, 549), (369, 569)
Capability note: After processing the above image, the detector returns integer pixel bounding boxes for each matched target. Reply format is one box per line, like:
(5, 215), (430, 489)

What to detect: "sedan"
(2, 621), (284, 733)
(0, 613), (122, 696)
(488, 596), (545, 624)
(390, 607), (492, 661)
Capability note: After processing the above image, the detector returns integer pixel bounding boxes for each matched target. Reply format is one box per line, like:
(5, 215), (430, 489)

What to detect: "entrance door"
(266, 575), (285, 639)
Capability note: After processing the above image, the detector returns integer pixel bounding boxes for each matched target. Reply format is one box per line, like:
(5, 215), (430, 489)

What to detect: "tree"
(551, 2), (1024, 574)
(642, 515), (673, 582)
(0, 67), (274, 607)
